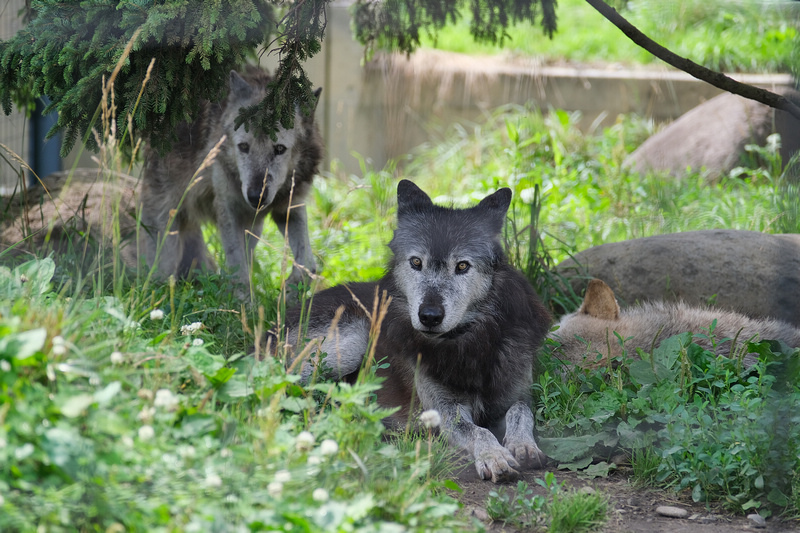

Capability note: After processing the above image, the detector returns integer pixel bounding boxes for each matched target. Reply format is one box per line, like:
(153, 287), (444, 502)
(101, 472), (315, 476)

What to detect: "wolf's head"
(223, 69), (321, 210)
(388, 180), (512, 338)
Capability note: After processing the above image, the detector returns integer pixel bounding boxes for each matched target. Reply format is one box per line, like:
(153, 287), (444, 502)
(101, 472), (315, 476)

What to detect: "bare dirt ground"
(449, 461), (800, 533)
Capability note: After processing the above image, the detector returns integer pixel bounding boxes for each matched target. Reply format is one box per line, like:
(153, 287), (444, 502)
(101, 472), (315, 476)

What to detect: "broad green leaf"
(218, 376), (253, 399)
(208, 367), (237, 387)
(94, 381), (122, 405)
(60, 394), (95, 418)
(185, 347), (224, 376)
(558, 456), (592, 471)
(579, 461), (616, 479)
(539, 432), (616, 463)
(0, 328), (46, 360)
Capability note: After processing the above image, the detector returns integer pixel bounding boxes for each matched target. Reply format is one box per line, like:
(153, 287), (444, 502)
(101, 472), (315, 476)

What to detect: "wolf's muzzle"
(247, 176), (270, 209)
(418, 303), (445, 328)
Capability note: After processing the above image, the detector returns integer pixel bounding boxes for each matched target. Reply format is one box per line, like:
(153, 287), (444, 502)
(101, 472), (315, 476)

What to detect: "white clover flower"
(267, 481), (283, 497)
(137, 389), (154, 401)
(137, 406), (156, 422)
(420, 409), (441, 429)
(19, 274), (28, 284)
(52, 336), (67, 356)
(138, 425), (155, 441)
(180, 322), (203, 335)
(312, 488), (329, 502)
(154, 389), (179, 410)
(191, 338), (204, 346)
(0, 360), (10, 372)
(220, 448), (233, 458)
(295, 431), (315, 452)
(274, 470), (291, 483)
(110, 351), (125, 365)
(205, 473), (223, 488)
(0, 437), (7, 448)
(149, 309), (165, 320)
(307, 455), (322, 466)
(319, 439), (339, 456)
(178, 445), (196, 459)
(121, 436), (134, 448)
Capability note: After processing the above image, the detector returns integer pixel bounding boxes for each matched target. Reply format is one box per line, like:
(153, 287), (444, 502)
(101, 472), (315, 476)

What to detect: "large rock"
(625, 87), (800, 178)
(556, 230), (800, 326)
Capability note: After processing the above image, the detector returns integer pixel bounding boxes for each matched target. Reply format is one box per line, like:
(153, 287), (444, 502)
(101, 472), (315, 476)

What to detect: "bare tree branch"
(585, 0), (800, 121)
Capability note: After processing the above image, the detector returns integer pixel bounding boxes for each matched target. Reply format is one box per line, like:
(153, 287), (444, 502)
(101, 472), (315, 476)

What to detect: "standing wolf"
(551, 278), (800, 368)
(278, 180), (551, 482)
(139, 66), (323, 294)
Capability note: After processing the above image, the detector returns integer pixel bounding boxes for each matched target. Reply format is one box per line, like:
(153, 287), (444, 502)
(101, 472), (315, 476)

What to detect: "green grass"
(2, 100), (800, 529)
(419, 0), (799, 74)
(485, 474), (607, 531)
(538, 332), (800, 516)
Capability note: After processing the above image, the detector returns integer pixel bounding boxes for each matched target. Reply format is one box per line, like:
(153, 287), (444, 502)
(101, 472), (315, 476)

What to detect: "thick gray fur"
(551, 278), (800, 368)
(139, 66), (323, 295)
(280, 180), (552, 482)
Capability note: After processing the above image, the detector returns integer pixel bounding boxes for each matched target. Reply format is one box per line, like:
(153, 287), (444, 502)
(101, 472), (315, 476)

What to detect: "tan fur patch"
(580, 279), (620, 320)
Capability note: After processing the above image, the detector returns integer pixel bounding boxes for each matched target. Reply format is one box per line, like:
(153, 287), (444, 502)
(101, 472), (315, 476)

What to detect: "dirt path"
(450, 462), (800, 533)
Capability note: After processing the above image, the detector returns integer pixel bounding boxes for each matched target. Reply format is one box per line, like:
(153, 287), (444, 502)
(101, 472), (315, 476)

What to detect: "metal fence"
(0, 0), (27, 194)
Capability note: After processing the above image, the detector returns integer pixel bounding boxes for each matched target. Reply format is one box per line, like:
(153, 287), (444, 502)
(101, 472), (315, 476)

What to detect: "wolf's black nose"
(247, 183), (268, 209)
(418, 304), (444, 328)
(247, 190), (263, 209)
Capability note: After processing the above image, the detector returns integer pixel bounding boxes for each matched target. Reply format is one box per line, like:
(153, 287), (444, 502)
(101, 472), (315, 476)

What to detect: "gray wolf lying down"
(276, 180), (552, 482)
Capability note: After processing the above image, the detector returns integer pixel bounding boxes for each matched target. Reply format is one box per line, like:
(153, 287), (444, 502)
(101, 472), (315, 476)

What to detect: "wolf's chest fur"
(378, 266), (547, 423)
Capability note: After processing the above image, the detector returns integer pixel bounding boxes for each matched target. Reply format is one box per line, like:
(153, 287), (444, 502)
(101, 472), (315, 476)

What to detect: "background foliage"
(0, 0), (559, 158)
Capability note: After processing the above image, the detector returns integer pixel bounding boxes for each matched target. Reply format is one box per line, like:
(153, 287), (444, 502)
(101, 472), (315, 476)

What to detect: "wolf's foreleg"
(416, 377), (521, 483)
(273, 203), (315, 287)
(502, 401), (547, 469)
(451, 404), (522, 483)
(216, 202), (251, 294)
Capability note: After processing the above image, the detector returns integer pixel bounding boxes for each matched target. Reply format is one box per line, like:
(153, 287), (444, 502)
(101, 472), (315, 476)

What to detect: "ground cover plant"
(420, 0), (799, 75)
(2, 101), (800, 530)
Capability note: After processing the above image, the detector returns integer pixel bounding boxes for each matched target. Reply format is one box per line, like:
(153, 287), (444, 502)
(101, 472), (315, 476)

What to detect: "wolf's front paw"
(474, 446), (522, 483)
(504, 436), (547, 470)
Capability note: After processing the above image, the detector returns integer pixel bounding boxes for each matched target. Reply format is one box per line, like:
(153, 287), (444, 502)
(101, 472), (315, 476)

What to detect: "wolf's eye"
(274, 144), (287, 155)
(409, 257), (423, 270)
(237, 143), (250, 154)
(455, 261), (470, 274)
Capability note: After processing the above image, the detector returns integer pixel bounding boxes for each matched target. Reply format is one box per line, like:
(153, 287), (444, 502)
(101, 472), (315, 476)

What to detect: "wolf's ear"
(478, 188), (512, 213)
(478, 187), (512, 230)
(300, 87), (323, 124)
(312, 87), (323, 112)
(397, 179), (433, 214)
(579, 279), (620, 320)
(230, 70), (253, 100)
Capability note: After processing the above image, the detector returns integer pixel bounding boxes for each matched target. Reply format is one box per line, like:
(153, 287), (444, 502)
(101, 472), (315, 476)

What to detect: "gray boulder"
(625, 87), (800, 178)
(556, 230), (800, 326)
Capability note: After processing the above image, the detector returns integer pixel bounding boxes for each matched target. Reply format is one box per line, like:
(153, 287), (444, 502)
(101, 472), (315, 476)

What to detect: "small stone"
(747, 514), (767, 528)
(470, 507), (489, 521)
(579, 486), (596, 495)
(655, 505), (689, 518)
